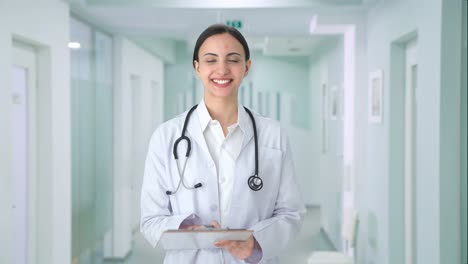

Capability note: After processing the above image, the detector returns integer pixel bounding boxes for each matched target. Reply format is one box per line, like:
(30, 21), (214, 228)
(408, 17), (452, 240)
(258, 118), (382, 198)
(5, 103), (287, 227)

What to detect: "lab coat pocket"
(257, 147), (282, 197)
(228, 147), (284, 227)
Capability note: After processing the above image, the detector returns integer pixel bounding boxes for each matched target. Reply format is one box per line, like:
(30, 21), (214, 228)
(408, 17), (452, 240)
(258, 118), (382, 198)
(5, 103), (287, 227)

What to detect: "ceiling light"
(68, 42), (81, 49)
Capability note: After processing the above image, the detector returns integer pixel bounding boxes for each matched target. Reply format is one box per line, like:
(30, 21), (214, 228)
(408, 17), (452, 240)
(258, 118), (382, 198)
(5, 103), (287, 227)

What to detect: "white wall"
(0, 1), (71, 264)
(111, 36), (164, 258)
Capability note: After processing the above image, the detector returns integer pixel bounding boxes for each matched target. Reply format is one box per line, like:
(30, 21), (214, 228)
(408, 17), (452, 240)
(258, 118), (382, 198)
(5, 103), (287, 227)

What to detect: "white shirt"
(197, 100), (243, 226)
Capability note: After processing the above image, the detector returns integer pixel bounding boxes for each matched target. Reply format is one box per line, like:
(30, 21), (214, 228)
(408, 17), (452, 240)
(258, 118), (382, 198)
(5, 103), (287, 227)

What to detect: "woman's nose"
(216, 61), (230, 75)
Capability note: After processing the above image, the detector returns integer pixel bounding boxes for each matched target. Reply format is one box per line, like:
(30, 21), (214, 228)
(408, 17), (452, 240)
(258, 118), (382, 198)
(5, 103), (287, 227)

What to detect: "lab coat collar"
(184, 104), (211, 160)
(196, 99), (213, 133)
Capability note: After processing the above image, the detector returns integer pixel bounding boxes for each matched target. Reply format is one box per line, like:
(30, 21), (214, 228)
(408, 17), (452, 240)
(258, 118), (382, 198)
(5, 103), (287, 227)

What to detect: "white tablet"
(159, 229), (253, 250)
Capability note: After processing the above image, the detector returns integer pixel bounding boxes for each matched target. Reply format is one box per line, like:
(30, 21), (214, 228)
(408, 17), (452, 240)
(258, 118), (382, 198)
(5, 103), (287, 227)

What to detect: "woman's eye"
(205, 60), (216, 63)
(228, 60), (239, 63)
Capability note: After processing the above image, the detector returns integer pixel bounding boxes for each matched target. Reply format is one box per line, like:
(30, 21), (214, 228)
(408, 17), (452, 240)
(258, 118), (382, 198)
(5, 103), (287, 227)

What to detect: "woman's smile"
(212, 78), (233, 87)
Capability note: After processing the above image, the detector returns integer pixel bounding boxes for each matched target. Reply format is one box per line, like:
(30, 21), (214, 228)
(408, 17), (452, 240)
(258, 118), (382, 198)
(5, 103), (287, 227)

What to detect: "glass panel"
(265, 92), (271, 117)
(70, 16), (114, 263)
(70, 17), (94, 261)
(249, 81), (253, 108)
(276, 92), (281, 121)
(257, 92), (263, 115)
(94, 30), (114, 246)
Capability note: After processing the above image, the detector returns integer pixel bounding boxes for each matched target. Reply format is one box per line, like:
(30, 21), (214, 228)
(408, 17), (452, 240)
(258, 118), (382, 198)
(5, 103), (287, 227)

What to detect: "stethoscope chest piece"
(248, 175), (263, 191)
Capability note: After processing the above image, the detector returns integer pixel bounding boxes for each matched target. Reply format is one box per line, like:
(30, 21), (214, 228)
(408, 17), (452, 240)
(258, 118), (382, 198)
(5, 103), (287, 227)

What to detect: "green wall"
(461, 1), (467, 262)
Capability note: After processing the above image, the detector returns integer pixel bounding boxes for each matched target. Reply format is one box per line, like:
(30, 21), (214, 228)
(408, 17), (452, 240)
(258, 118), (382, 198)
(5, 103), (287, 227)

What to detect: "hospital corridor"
(0, 0), (466, 264)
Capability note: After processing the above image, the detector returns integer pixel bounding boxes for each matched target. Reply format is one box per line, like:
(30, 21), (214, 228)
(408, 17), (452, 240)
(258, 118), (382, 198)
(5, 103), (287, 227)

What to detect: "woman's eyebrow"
(202, 53), (218, 57)
(202, 52), (242, 57)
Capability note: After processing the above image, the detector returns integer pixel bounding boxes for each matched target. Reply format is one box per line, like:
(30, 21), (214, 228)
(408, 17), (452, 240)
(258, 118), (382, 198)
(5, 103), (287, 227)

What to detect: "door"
(11, 41), (37, 264)
(404, 39), (417, 264)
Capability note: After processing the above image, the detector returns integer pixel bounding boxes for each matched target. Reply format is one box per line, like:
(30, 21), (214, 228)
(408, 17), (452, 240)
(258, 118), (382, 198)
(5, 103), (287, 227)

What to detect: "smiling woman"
(139, 24), (306, 264)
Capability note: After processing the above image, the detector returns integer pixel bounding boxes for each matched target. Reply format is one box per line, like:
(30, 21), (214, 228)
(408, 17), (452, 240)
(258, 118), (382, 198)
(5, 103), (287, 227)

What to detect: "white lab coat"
(140, 107), (306, 264)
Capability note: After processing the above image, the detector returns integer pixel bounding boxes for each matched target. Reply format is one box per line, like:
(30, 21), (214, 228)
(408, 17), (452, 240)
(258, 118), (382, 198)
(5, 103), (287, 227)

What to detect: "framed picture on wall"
(368, 69), (383, 124)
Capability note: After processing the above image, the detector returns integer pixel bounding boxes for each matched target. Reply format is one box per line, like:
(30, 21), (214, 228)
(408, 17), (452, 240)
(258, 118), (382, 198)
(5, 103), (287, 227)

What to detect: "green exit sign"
(226, 20), (243, 29)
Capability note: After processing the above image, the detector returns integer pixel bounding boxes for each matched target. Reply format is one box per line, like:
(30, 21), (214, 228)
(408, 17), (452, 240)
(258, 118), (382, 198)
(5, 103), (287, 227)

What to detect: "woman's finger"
(210, 220), (221, 228)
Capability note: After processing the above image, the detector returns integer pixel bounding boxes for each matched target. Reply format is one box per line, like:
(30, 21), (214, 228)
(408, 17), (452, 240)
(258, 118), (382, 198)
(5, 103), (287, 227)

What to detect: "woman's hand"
(211, 220), (255, 260)
(214, 235), (255, 260)
(181, 220), (256, 260)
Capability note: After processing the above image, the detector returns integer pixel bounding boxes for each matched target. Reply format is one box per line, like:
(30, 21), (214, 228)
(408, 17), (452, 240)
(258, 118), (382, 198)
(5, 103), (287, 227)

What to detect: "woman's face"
(194, 33), (251, 102)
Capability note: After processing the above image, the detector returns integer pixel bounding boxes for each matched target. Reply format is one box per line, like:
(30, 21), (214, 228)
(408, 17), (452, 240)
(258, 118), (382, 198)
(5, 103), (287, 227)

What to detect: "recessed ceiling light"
(68, 42), (81, 49)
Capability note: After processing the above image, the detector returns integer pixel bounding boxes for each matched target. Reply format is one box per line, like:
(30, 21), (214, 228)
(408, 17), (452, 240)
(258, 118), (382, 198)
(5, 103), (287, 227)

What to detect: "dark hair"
(192, 24), (250, 68)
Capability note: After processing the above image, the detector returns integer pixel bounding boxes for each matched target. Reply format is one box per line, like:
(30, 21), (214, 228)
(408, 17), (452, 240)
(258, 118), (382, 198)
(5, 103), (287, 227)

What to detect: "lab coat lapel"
(239, 106), (254, 157)
(185, 109), (212, 160)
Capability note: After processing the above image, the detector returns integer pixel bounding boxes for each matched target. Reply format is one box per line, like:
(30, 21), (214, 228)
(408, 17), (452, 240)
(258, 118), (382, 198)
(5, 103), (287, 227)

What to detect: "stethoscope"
(166, 104), (263, 195)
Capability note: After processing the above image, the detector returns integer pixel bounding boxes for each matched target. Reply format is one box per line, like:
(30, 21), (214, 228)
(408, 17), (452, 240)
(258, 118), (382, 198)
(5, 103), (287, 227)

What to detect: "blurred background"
(0, 0), (466, 264)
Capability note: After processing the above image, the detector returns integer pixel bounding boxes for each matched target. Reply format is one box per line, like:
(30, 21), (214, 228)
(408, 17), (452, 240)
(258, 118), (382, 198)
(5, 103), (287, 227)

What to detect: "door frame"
(404, 39), (417, 264)
(12, 40), (38, 264)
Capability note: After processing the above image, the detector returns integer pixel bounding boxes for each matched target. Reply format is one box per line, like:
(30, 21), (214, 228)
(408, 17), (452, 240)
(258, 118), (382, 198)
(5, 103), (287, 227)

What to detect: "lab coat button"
(210, 204), (218, 212)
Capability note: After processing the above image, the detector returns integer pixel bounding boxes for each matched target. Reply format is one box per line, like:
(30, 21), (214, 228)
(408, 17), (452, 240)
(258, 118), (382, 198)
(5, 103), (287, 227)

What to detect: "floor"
(96, 206), (335, 264)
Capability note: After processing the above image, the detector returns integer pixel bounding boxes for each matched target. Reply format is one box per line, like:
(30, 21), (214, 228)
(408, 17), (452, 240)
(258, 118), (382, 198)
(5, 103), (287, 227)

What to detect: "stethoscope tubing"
(167, 104), (263, 195)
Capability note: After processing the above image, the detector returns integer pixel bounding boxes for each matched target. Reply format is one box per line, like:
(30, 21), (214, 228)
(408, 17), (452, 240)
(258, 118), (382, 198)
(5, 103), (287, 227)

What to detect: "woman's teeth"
(213, 79), (230, 84)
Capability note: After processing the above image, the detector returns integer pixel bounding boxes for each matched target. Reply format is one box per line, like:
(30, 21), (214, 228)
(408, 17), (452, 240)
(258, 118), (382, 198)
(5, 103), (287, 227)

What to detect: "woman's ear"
(194, 60), (200, 74)
(244, 59), (252, 77)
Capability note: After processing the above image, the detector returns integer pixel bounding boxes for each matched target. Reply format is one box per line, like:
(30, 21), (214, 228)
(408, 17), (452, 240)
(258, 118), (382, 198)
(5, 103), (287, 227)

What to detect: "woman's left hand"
(214, 235), (255, 260)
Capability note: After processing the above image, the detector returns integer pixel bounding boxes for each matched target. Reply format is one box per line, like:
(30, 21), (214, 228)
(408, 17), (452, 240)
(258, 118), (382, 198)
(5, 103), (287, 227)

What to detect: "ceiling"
(69, 0), (375, 59)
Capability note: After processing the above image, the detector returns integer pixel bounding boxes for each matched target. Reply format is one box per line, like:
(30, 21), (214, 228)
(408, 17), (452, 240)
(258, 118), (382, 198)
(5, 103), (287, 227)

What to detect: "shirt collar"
(197, 99), (249, 133)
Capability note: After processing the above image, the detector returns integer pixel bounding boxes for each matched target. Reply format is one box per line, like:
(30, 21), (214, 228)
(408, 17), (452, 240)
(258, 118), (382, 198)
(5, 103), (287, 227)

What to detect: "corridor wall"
(308, 37), (344, 248)
(164, 42), (195, 119)
(248, 52), (321, 207)
(361, 0), (464, 264)
(460, 1), (467, 262)
(0, 1), (71, 264)
(111, 36), (165, 258)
